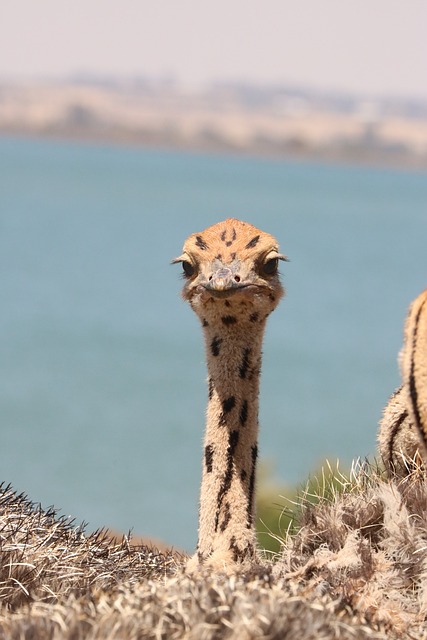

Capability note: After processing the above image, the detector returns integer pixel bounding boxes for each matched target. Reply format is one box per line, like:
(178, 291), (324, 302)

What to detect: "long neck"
(196, 320), (266, 565)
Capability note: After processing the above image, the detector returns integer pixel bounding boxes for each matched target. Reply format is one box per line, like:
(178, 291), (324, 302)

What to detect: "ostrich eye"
(262, 258), (278, 276)
(182, 261), (196, 278)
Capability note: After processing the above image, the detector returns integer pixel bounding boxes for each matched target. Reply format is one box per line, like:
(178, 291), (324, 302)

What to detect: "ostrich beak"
(206, 267), (236, 292)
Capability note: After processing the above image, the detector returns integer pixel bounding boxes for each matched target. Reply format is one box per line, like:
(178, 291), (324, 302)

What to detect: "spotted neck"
(196, 317), (266, 566)
(175, 217), (285, 572)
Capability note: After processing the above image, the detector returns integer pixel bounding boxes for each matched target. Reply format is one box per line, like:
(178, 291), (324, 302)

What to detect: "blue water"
(0, 136), (426, 550)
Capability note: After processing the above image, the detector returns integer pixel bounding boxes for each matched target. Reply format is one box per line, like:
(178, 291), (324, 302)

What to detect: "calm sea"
(0, 136), (426, 550)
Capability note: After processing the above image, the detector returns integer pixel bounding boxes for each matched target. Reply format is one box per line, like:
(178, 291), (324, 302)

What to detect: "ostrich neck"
(196, 320), (266, 563)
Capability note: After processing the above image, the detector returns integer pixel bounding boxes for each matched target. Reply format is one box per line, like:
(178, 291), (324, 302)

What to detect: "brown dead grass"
(1, 464), (427, 639)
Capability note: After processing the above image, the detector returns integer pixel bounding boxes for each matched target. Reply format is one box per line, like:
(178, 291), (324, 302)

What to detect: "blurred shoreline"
(1, 78), (427, 170)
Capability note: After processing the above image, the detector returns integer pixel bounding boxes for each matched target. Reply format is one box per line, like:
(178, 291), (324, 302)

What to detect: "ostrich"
(173, 218), (286, 571)
(379, 288), (427, 475)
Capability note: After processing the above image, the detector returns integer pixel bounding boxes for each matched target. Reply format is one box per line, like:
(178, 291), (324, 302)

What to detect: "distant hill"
(1, 78), (426, 169)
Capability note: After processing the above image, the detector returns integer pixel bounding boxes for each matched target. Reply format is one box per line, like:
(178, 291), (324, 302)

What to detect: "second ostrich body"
(379, 288), (427, 475)
(174, 218), (286, 571)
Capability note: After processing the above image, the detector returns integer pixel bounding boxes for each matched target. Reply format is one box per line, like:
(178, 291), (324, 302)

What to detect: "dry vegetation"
(1, 462), (427, 639)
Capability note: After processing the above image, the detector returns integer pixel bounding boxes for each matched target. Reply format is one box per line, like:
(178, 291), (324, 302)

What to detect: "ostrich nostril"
(209, 275), (213, 281)
(234, 275), (241, 283)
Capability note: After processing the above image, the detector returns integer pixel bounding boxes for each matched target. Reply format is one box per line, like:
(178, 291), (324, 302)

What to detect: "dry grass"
(1, 465), (427, 639)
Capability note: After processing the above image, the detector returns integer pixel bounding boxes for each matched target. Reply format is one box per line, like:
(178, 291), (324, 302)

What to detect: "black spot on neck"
(220, 502), (231, 532)
(229, 536), (239, 561)
(239, 348), (251, 379)
(245, 235), (260, 249)
(208, 377), (214, 400)
(205, 444), (214, 473)
(222, 396), (236, 413)
(214, 430), (239, 531)
(387, 407), (409, 472)
(211, 336), (222, 356)
(408, 300), (426, 442)
(239, 399), (248, 426)
(251, 443), (258, 463)
(222, 315), (237, 326)
(228, 535), (255, 562)
(249, 312), (259, 323)
(202, 318), (209, 327)
(219, 396), (236, 426)
(247, 444), (258, 527)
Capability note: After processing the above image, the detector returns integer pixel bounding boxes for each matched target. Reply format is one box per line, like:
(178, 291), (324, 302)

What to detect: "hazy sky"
(1, 1), (426, 99)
